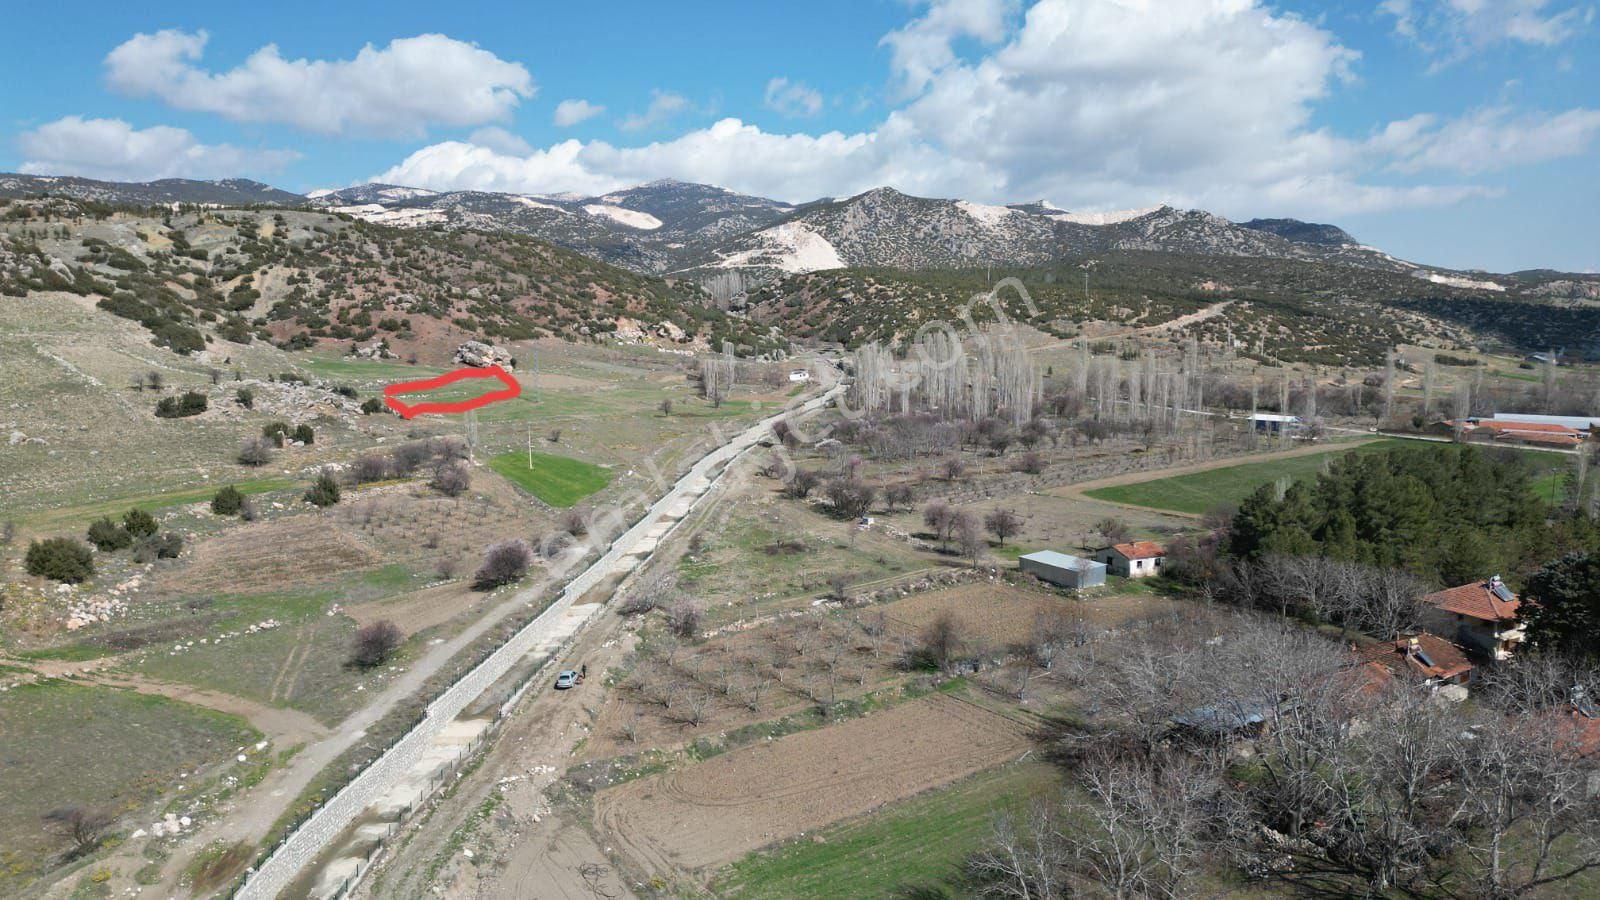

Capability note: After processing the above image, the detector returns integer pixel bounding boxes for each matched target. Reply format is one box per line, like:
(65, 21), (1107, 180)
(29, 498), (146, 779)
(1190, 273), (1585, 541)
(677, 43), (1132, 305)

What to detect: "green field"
(711, 762), (1060, 899)
(1085, 438), (1569, 515)
(487, 450), (613, 507)
(1084, 439), (1411, 515)
(0, 680), (258, 890)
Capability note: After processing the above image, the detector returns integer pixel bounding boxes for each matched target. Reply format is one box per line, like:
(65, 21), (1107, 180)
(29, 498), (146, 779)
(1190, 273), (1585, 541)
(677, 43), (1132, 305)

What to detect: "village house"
(1352, 633), (1475, 701)
(1096, 541), (1166, 578)
(1419, 575), (1525, 661)
(787, 369), (812, 382)
(1247, 412), (1302, 435)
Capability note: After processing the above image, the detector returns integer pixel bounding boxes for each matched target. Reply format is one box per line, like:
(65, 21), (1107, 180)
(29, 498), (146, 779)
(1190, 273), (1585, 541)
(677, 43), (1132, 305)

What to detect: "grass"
(0, 680), (257, 892)
(1083, 438), (1415, 515)
(486, 450), (612, 508)
(711, 761), (1059, 899)
(1085, 437), (1571, 515)
(17, 478), (296, 532)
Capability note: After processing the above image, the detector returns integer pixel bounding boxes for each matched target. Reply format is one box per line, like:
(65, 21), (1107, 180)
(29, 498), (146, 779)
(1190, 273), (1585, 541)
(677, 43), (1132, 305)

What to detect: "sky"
(1, 0), (1596, 273)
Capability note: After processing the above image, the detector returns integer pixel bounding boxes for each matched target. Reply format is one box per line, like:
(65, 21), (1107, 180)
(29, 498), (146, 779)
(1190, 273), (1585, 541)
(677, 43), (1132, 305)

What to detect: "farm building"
(1419, 575), (1525, 661)
(1096, 541), (1166, 578)
(1248, 413), (1302, 435)
(1352, 633), (1474, 701)
(1018, 550), (1106, 589)
(1480, 413), (1600, 433)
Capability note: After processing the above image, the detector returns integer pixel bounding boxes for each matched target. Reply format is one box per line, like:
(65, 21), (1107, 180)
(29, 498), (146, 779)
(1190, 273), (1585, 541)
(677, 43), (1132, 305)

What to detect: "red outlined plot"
(382, 365), (521, 419)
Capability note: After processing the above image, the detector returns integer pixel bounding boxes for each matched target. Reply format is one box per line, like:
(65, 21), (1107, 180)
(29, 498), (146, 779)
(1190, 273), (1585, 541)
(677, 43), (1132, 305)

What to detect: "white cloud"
(16, 116), (299, 182)
(618, 90), (691, 131)
(1381, 0), (1590, 63)
(375, 0), (1565, 220)
(467, 126), (532, 155)
(763, 78), (824, 118)
(880, 0), (1017, 95)
(1387, 106), (1600, 173)
(553, 98), (605, 127)
(103, 30), (534, 137)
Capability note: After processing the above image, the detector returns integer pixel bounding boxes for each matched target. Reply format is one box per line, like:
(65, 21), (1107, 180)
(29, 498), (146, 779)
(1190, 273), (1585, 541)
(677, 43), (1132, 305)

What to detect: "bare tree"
(784, 469), (821, 499)
(349, 619), (403, 668)
(666, 599), (703, 639)
(429, 460), (472, 497)
(985, 509), (1023, 546)
(924, 501), (957, 549)
(42, 806), (113, 856)
(884, 482), (915, 511)
(966, 805), (1069, 900)
(1094, 517), (1132, 547)
(824, 478), (877, 519)
(941, 456), (969, 481)
(237, 436), (275, 467)
(955, 511), (986, 564)
(473, 539), (532, 589)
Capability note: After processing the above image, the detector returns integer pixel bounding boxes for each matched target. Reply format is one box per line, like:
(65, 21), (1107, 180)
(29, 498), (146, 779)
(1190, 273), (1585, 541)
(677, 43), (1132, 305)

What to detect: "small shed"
(1248, 413), (1302, 434)
(1019, 550), (1106, 589)
(1098, 541), (1166, 578)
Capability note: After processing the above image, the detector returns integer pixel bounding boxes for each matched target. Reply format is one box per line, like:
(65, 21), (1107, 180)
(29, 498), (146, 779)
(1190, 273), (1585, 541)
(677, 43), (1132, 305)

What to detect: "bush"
(352, 454), (392, 484)
(133, 532), (183, 563)
(86, 518), (132, 551)
(25, 538), (94, 583)
(360, 397), (384, 415)
(154, 391), (208, 418)
(430, 460), (471, 497)
(235, 388), (254, 409)
(348, 620), (403, 668)
(292, 423), (314, 445)
(304, 470), (341, 507)
(666, 599), (703, 638)
(238, 436), (275, 467)
(123, 508), (158, 538)
(262, 422), (291, 445)
(211, 485), (244, 515)
(473, 539), (532, 590)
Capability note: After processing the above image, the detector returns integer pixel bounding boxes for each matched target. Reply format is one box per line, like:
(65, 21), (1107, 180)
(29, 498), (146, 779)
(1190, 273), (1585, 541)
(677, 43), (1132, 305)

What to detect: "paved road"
(235, 375), (844, 899)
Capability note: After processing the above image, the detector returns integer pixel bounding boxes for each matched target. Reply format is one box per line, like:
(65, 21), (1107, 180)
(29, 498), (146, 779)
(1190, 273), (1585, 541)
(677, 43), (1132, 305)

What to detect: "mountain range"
(0, 172), (1485, 289)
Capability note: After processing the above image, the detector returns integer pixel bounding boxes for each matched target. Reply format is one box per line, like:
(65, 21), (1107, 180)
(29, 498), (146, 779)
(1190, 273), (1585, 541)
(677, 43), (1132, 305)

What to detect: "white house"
(788, 369), (812, 382)
(1096, 541), (1166, 578)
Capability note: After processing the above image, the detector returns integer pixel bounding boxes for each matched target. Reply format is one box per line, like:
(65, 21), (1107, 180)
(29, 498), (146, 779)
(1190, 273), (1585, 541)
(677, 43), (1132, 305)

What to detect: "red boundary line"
(382, 365), (521, 419)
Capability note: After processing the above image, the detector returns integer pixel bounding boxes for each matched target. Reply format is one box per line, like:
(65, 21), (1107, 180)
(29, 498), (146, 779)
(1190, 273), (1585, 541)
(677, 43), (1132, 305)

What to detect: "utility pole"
(527, 423), (533, 470)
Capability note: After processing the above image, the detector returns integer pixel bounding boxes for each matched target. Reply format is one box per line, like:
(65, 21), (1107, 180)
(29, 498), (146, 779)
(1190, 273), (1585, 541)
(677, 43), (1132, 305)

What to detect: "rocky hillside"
(0, 173), (303, 206)
(745, 253), (1600, 366)
(0, 195), (784, 362)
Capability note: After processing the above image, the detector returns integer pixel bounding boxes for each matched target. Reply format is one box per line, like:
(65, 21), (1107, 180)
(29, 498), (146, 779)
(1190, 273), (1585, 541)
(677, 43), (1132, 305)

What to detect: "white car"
(554, 670), (578, 690)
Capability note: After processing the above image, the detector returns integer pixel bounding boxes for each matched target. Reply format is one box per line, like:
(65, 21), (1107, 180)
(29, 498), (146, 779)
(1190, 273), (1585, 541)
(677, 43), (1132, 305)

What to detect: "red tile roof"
(1423, 579), (1521, 622)
(1354, 633), (1475, 682)
(1496, 431), (1584, 447)
(1108, 541), (1165, 560)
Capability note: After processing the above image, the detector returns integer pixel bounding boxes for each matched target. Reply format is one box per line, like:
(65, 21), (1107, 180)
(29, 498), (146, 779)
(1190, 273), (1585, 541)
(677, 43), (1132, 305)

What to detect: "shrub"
(360, 397), (384, 415)
(353, 454), (391, 484)
(473, 539), (532, 590)
(429, 460), (471, 497)
(86, 518), (132, 551)
(666, 599), (703, 638)
(41, 805), (113, 856)
(304, 470), (341, 507)
(238, 436), (275, 467)
(25, 538), (94, 583)
(211, 485), (244, 515)
(154, 391), (208, 418)
(132, 532), (183, 563)
(292, 423), (315, 445)
(1013, 451), (1045, 475)
(235, 387), (254, 409)
(123, 508), (158, 538)
(348, 620), (403, 668)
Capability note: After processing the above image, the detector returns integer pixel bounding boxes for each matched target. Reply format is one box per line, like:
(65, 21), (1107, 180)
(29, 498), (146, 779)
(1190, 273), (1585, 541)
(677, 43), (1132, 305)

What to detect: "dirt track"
(592, 693), (1032, 875)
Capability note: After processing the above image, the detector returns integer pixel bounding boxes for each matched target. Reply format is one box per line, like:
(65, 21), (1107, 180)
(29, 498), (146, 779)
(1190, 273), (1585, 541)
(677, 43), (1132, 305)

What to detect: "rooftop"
(1422, 576), (1520, 622)
(1108, 540), (1166, 560)
(1355, 633), (1474, 682)
(1019, 550), (1102, 570)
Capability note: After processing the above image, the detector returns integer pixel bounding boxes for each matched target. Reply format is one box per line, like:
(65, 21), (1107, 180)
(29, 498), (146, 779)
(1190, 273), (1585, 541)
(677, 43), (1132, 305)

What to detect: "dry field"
(880, 581), (1189, 644)
(593, 692), (1032, 875)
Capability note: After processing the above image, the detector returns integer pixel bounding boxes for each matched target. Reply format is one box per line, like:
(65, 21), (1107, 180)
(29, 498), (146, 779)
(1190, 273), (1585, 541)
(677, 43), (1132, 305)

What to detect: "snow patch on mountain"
(956, 200), (1017, 227)
(305, 188), (335, 199)
(583, 204), (664, 230)
(1049, 206), (1163, 226)
(717, 222), (845, 274)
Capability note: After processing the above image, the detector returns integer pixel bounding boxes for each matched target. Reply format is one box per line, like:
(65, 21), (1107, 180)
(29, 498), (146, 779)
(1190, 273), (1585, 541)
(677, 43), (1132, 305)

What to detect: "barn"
(1018, 550), (1107, 589)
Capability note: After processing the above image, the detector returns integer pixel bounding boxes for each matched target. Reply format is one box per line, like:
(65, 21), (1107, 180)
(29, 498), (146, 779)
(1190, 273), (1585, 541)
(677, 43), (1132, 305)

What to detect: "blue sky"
(2, 0), (1596, 272)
